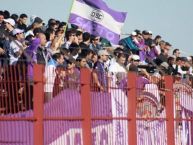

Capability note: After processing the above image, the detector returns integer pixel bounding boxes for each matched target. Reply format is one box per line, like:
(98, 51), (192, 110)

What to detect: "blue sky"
(1, 0), (193, 56)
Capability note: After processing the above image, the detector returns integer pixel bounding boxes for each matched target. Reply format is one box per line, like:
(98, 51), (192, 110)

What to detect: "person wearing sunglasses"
(90, 35), (102, 53)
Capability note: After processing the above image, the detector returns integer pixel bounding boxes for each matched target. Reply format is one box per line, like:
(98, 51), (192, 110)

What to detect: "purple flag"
(69, 0), (127, 44)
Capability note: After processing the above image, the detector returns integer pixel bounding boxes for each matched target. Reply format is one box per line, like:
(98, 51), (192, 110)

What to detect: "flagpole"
(64, 0), (75, 33)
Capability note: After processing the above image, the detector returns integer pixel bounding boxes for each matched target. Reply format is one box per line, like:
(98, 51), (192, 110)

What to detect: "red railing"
(0, 64), (193, 145)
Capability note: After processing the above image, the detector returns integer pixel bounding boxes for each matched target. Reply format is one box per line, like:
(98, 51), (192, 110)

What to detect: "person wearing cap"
(128, 54), (140, 72)
(160, 62), (170, 75)
(0, 18), (16, 66)
(9, 28), (25, 65)
(148, 30), (153, 39)
(3, 18), (15, 33)
(119, 31), (139, 54)
(92, 49), (109, 91)
(142, 30), (154, 51)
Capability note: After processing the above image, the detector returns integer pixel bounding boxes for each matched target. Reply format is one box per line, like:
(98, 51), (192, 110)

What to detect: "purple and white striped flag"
(68, 0), (127, 44)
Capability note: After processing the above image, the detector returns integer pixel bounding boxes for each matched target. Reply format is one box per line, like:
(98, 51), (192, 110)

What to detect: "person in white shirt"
(44, 53), (64, 103)
(108, 53), (128, 145)
(109, 53), (127, 77)
(9, 28), (26, 65)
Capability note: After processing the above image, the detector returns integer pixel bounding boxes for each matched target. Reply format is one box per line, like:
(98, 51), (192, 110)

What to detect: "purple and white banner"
(68, 0), (127, 44)
(1, 82), (193, 145)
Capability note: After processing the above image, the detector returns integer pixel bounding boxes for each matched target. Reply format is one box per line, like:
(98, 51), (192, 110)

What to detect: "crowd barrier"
(0, 64), (193, 145)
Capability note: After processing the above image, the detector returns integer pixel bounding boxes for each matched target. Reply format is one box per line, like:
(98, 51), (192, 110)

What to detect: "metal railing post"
(128, 72), (137, 145)
(33, 64), (44, 145)
(165, 76), (175, 145)
(80, 68), (92, 145)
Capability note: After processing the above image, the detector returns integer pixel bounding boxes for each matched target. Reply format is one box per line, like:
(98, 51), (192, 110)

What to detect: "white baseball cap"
(3, 18), (15, 27)
(131, 31), (137, 36)
(132, 55), (140, 61)
(12, 28), (24, 36)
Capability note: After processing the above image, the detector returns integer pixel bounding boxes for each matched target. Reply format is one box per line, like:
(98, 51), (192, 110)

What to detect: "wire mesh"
(136, 75), (167, 145)
(0, 64), (34, 145)
(43, 66), (83, 145)
(90, 71), (128, 145)
(173, 76), (193, 145)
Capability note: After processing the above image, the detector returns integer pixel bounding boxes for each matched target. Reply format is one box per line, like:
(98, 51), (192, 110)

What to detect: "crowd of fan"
(0, 10), (193, 103)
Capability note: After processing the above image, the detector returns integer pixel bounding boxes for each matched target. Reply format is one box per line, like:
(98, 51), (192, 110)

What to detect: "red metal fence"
(0, 64), (193, 145)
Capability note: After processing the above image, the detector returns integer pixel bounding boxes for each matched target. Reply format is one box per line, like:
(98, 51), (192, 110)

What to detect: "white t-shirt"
(9, 40), (23, 65)
(109, 61), (127, 87)
(109, 61), (127, 73)
(44, 65), (56, 93)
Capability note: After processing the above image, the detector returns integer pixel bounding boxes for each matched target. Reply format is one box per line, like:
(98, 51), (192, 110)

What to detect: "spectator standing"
(119, 32), (139, 54)
(17, 14), (28, 32)
(3, 18), (15, 33)
(173, 48), (180, 58)
(109, 53), (127, 87)
(44, 53), (64, 102)
(76, 56), (87, 69)
(92, 49), (109, 91)
(156, 42), (172, 64)
(79, 32), (91, 50)
(128, 55), (140, 72)
(80, 48), (94, 69)
(90, 35), (102, 53)
(76, 29), (83, 44)
(25, 17), (43, 37)
(36, 32), (49, 65)
(154, 35), (162, 55)
(0, 18), (16, 66)
(0, 11), (4, 29)
(63, 28), (78, 49)
(9, 28), (26, 65)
